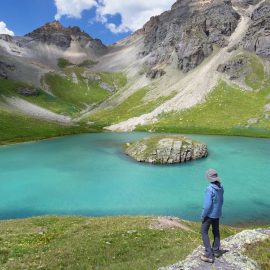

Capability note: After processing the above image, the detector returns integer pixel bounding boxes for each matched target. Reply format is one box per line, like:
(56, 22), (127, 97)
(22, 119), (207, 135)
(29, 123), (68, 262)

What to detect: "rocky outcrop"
(232, 0), (261, 8)
(0, 69), (7, 79)
(0, 61), (16, 72)
(242, 1), (270, 58)
(160, 228), (270, 270)
(25, 21), (107, 53)
(139, 0), (240, 73)
(264, 103), (270, 112)
(16, 87), (40, 96)
(0, 61), (16, 80)
(217, 56), (248, 79)
(99, 82), (115, 92)
(125, 135), (207, 164)
(82, 71), (101, 81)
(146, 68), (166, 79)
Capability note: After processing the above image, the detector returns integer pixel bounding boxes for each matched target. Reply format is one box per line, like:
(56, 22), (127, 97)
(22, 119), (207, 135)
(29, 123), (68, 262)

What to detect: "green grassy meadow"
(0, 216), (240, 270)
(84, 87), (176, 126)
(0, 108), (100, 145)
(43, 67), (127, 108)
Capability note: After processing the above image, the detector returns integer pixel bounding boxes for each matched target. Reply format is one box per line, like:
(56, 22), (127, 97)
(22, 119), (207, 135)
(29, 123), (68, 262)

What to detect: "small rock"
(217, 57), (248, 80)
(82, 72), (101, 81)
(0, 70), (7, 79)
(16, 87), (39, 96)
(127, 230), (137, 234)
(71, 72), (78, 84)
(264, 103), (270, 112)
(247, 118), (259, 125)
(99, 82), (115, 92)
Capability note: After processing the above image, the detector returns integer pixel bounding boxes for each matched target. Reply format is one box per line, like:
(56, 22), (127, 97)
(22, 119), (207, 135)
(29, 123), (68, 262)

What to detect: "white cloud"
(54, 0), (97, 20)
(54, 0), (175, 34)
(97, 0), (176, 33)
(0, 21), (14, 36)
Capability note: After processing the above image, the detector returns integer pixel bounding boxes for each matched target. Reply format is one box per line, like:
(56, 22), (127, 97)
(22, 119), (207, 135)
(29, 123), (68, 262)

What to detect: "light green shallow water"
(0, 132), (269, 225)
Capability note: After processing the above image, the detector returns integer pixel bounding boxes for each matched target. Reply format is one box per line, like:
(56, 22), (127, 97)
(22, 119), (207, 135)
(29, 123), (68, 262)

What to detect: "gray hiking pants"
(201, 217), (220, 258)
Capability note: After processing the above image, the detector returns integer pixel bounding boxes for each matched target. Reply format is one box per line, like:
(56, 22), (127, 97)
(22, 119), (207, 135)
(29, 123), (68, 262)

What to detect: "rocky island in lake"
(125, 135), (208, 164)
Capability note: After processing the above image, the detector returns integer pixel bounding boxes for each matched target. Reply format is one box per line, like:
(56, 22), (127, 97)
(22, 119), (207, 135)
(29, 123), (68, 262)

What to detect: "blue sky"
(0, 0), (175, 45)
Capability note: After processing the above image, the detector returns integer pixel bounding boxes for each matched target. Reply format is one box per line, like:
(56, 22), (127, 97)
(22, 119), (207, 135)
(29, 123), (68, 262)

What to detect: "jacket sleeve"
(201, 188), (213, 219)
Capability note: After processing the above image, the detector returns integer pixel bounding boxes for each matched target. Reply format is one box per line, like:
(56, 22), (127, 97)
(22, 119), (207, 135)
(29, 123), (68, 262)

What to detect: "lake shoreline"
(0, 214), (269, 227)
(1, 128), (270, 147)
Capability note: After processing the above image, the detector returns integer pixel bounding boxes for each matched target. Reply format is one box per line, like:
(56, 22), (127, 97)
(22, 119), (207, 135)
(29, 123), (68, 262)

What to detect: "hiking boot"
(200, 255), (214, 263)
(213, 250), (226, 258)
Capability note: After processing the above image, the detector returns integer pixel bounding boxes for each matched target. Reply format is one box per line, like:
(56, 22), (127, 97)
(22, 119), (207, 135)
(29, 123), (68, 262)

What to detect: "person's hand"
(201, 217), (206, 223)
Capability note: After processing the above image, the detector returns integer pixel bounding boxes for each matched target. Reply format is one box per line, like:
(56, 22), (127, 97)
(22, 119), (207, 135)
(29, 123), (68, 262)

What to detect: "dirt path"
(106, 2), (262, 132)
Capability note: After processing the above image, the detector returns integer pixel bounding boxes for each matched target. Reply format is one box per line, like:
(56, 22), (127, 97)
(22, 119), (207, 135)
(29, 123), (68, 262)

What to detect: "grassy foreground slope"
(0, 216), (240, 270)
(0, 216), (268, 270)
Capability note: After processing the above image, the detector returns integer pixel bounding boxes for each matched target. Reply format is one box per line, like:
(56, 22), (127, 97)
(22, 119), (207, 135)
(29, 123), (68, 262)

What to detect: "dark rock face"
(125, 135), (208, 164)
(146, 68), (166, 79)
(243, 1), (270, 58)
(0, 61), (16, 71)
(0, 70), (7, 79)
(0, 61), (16, 80)
(25, 21), (107, 53)
(232, 0), (261, 8)
(217, 56), (248, 79)
(0, 34), (14, 43)
(16, 87), (40, 96)
(139, 0), (240, 73)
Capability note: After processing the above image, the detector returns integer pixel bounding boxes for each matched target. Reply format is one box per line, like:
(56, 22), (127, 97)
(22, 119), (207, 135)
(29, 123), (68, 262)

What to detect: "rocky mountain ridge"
(243, 0), (270, 57)
(24, 21), (107, 53)
(139, 0), (241, 73)
(0, 0), (270, 136)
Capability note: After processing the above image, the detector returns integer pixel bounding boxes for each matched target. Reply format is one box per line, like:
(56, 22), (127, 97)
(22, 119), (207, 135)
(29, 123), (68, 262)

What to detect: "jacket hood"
(209, 182), (223, 191)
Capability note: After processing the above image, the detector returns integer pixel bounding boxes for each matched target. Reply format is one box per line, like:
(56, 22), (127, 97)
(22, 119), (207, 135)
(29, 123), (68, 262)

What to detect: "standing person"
(200, 168), (224, 263)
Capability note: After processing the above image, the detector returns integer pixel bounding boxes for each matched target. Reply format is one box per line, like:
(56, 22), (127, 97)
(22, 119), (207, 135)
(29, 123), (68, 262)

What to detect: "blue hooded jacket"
(201, 182), (224, 220)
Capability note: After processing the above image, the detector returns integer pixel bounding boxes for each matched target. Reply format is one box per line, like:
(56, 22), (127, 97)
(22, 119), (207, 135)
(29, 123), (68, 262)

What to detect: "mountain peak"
(24, 21), (106, 51)
(41, 20), (64, 31)
(25, 20), (91, 39)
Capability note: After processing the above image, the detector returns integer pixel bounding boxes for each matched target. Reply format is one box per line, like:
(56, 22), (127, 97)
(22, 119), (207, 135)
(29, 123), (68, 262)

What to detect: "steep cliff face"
(139, 0), (240, 73)
(24, 21), (107, 54)
(243, 0), (270, 58)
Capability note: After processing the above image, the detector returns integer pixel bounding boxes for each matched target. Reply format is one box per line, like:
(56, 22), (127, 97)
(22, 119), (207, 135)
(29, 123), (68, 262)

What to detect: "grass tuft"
(245, 238), (270, 270)
(57, 58), (73, 69)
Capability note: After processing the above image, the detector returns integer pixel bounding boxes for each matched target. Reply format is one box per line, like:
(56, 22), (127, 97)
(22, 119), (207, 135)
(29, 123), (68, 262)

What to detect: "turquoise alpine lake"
(0, 132), (269, 225)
